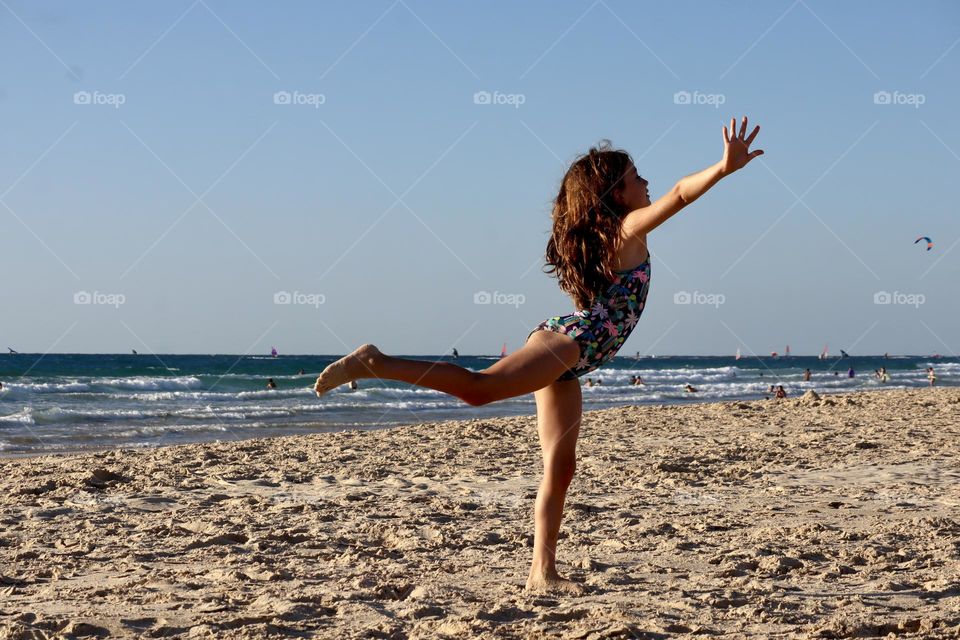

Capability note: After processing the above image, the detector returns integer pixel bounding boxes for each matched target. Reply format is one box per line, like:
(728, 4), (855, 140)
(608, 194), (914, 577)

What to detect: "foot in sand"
(315, 344), (382, 397)
(525, 569), (585, 595)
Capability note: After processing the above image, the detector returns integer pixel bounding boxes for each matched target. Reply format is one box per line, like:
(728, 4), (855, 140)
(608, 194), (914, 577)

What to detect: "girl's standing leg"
(526, 377), (584, 594)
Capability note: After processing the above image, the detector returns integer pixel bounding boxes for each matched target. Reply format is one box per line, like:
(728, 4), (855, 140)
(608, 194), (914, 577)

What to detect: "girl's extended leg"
(526, 377), (584, 594)
(314, 332), (579, 406)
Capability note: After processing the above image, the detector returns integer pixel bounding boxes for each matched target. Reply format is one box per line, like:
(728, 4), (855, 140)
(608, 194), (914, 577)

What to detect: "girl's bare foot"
(314, 344), (382, 397)
(525, 568), (585, 595)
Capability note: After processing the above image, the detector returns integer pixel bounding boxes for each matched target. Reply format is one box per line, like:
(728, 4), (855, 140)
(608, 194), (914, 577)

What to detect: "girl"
(315, 116), (764, 593)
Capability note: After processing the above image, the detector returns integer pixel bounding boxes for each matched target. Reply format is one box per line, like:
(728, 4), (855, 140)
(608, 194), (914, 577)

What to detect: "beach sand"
(1, 387), (958, 638)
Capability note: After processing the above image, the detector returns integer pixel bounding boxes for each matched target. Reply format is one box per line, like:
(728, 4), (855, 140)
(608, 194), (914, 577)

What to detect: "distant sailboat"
(735, 348), (741, 361)
(271, 347), (278, 358)
(785, 345), (791, 358)
(499, 342), (507, 359)
(819, 344), (828, 360)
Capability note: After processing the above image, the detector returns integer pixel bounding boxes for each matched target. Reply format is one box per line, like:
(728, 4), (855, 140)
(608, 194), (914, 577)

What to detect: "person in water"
(266, 378), (277, 390)
(313, 116), (764, 594)
(803, 368), (811, 382)
(775, 385), (787, 399)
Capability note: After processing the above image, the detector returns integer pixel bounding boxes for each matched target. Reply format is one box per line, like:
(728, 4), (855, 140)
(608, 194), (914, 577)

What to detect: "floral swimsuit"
(527, 260), (651, 381)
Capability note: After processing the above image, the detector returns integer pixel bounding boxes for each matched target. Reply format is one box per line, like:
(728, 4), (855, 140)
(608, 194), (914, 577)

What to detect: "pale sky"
(2, 1), (958, 356)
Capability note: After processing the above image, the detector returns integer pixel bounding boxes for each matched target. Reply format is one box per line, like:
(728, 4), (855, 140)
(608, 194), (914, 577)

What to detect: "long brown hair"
(544, 141), (633, 310)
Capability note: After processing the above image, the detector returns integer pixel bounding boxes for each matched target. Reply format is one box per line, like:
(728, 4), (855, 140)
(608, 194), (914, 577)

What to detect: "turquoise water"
(0, 353), (955, 455)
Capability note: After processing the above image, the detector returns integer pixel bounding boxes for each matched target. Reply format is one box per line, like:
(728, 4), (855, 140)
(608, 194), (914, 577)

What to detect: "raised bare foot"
(314, 344), (382, 397)
(525, 570), (585, 595)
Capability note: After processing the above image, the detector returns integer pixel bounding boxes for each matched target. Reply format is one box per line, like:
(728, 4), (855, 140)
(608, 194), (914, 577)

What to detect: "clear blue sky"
(1, 1), (958, 356)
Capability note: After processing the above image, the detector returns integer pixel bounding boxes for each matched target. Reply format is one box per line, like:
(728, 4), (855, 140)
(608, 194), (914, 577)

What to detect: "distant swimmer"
(774, 385), (787, 399)
(847, 367), (855, 379)
(298, 368), (305, 375)
(803, 368), (811, 382)
(880, 367), (890, 383)
(585, 378), (594, 387)
(452, 348), (459, 359)
(348, 380), (358, 390)
(927, 367), (937, 386)
(630, 375), (645, 385)
(684, 384), (698, 393)
(266, 378), (277, 390)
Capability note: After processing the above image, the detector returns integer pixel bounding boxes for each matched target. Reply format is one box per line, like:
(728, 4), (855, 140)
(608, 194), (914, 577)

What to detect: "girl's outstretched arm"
(622, 115), (763, 237)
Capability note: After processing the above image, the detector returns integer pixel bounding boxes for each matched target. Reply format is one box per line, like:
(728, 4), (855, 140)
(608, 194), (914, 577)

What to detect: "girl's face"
(617, 163), (650, 211)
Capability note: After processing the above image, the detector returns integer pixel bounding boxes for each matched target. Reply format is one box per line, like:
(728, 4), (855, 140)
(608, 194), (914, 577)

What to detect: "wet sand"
(1, 387), (958, 638)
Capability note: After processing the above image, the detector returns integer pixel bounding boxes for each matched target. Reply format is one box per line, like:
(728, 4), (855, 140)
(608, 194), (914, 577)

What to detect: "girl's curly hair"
(544, 141), (634, 310)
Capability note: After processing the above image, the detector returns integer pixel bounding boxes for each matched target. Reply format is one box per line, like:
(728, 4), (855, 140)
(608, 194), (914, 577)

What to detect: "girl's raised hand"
(721, 116), (764, 174)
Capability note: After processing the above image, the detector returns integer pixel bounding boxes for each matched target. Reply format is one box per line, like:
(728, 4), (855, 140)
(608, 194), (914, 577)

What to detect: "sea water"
(0, 353), (955, 455)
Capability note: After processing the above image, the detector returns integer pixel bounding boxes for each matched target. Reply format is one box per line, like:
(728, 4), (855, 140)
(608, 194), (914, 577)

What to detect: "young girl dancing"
(315, 116), (764, 593)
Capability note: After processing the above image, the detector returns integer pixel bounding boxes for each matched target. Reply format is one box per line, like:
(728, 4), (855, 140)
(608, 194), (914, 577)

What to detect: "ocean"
(0, 353), (955, 456)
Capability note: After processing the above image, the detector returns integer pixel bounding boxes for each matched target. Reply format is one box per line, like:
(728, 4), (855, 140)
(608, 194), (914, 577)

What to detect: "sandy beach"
(1, 387), (958, 638)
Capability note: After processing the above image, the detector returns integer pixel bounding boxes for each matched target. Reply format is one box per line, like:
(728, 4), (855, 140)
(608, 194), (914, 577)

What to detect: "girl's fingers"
(745, 124), (760, 145)
(730, 117), (736, 139)
(723, 125), (730, 143)
(739, 116), (748, 139)
(748, 149), (764, 159)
